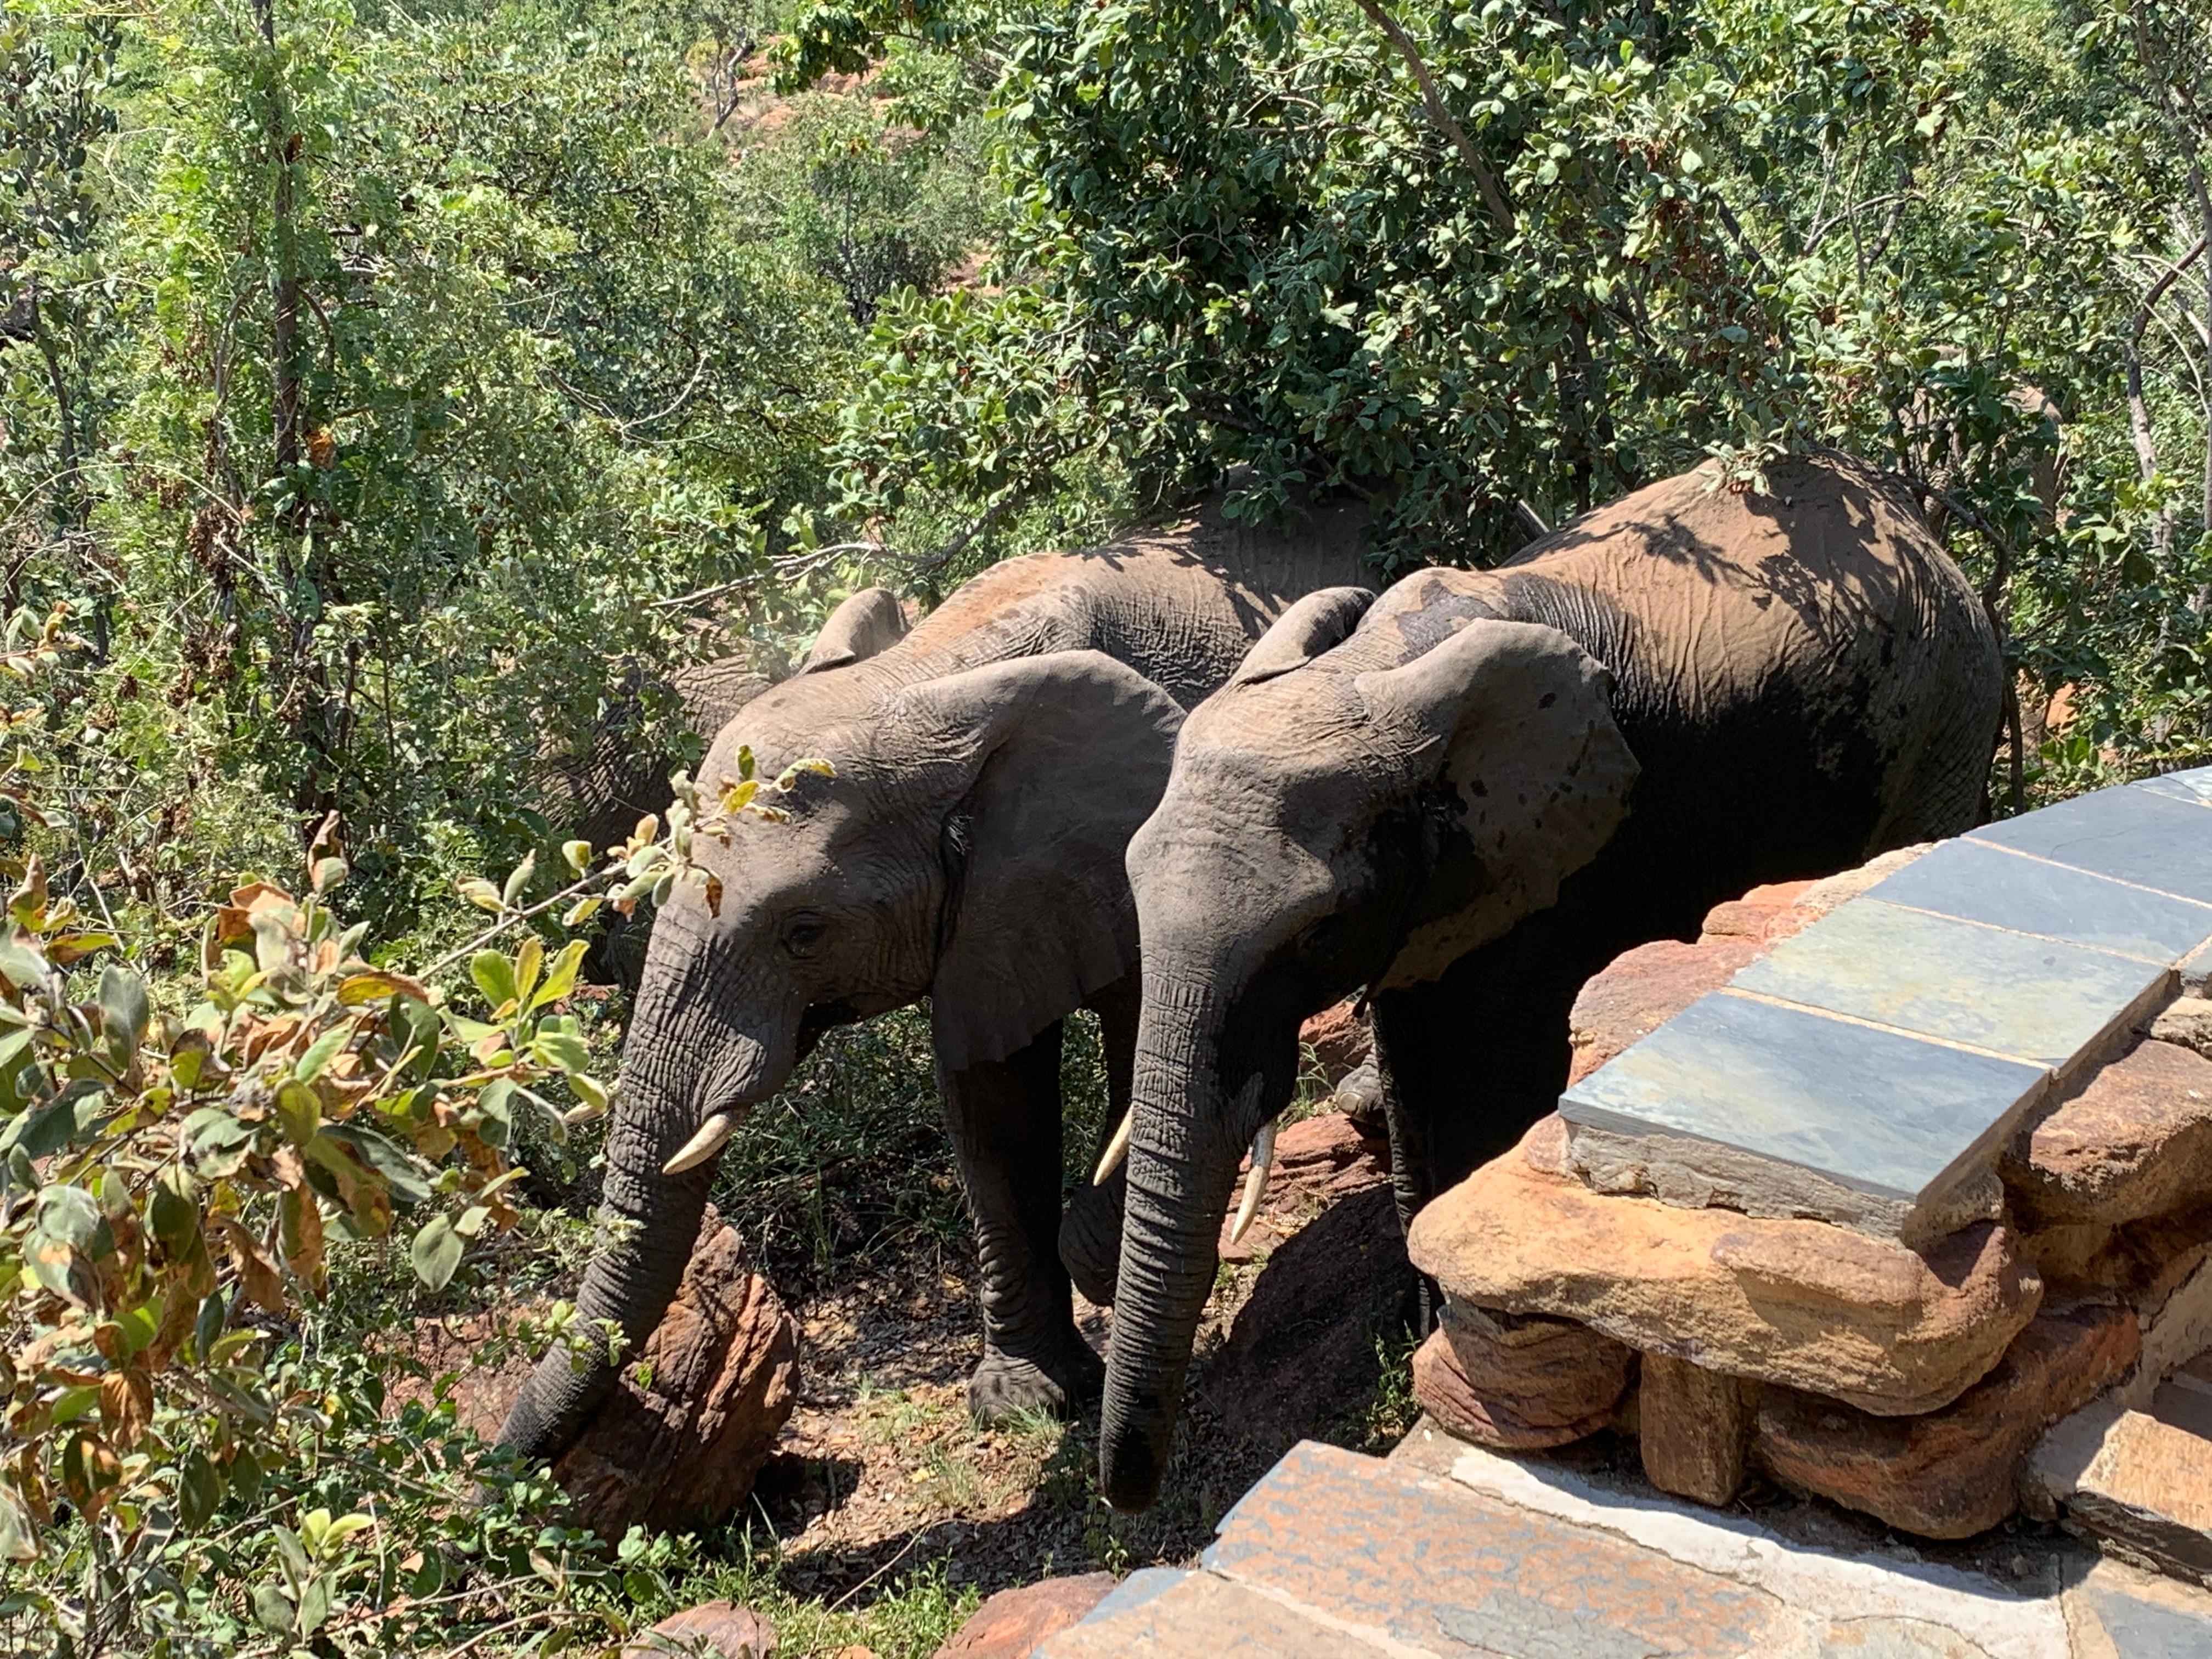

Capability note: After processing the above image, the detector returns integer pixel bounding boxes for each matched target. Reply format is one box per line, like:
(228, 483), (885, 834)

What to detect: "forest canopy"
(0, 0), (2208, 1648)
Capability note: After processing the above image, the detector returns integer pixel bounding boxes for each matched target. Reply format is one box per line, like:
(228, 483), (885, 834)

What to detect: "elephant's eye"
(782, 915), (828, 957)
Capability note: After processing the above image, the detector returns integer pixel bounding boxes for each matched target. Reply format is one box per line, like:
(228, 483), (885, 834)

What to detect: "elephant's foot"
(968, 1336), (1104, 1425)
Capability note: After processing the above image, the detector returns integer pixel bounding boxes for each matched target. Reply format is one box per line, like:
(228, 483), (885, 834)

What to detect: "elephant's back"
(899, 493), (1378, 707)
(1496, 452), (2001, 868)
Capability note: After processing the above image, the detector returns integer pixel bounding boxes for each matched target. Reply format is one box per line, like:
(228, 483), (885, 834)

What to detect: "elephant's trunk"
(495, 1124), (714, 1460)
(1098, 973), (1243, 1511)
(497, 988), (775, 1462)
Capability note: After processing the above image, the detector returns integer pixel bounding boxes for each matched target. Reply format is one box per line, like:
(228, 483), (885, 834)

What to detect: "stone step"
(1043, 1432), (2212, 1656)
(1032, 1567), (1391, 1656)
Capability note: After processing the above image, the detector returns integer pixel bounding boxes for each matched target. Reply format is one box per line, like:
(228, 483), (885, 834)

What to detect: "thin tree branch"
(1346, 0), (1512, 232)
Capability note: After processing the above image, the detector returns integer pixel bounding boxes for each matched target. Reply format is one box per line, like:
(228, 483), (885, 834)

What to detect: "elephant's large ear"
(898, 650), (1184, 1070)
(1228, 587), (1378, 687)
(798, 587), (907, 674)
(1356, 619), (1640, 988)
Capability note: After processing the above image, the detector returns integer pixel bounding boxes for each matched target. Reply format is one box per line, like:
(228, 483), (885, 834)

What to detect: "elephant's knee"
(1059, 1176), (1125, 1306)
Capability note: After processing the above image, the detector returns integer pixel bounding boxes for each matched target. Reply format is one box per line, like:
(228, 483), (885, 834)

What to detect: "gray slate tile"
(1074, 1567), (1189, 1626)
(2139, 764), (2212, 809)
(1730, 898), (2170, 1067)
(1865, 837), (2212, 965)
(1968, 783), (2212, 905)
(1559, 991), (2047, 1205)
(2080, 1582), (2212, 1658)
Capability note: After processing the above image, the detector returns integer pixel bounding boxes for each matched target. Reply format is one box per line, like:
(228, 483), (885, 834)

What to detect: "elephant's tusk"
(662, 1111), (737, 1175)
(1227, 1119), (1278, 1245)
(1092, 1107), (1135, 1186)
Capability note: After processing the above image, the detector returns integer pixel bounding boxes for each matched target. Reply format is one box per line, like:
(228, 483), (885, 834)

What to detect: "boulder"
(1218, 1111), (1391, 1262)
(1407, 1119), (2042, 1415)
(2028, 1400), (2212, 1577)
(1299, 1001), (1372, 1084)
(554, 1206), (799, 1536)
(2004, 1036), (2212, 1229)
(1272, 1112), (1393, 1203)
(931, 1575), (1116, 1657)
(2149, 995), (2212, 1060)
(1639, 1354), (1752, 1506)
(624, 1602), (776, 1658)
(1566, 935), (1768, 1085)
(1756, 1301), (2139, 1539)
(1697, 879), (1816, 942)
(1412, 1301), (1632, 1450)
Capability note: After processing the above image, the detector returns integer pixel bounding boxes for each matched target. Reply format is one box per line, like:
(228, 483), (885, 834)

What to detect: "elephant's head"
(498, 589), (1182, 1462)
(1097, 581), (1640, 1508)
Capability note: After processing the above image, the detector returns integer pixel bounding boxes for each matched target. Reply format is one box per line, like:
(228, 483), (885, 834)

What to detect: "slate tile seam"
(1713, 986), (2068, 1070)
(1963, 821), (2212, 912)
(1854, 895), (2202, 968)
(1192, 1567), (1457, 1659)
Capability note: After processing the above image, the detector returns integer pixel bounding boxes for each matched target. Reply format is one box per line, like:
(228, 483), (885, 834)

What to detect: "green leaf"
(0, 936), (48, 990)
(97, 965), (149, 1062)
(193, 1290), (227, 1361)
(410, 1214), (463, 1291)
(251, 1582), (295, 1636)
(561, 839), (592, 876)
(514, 935), (543, 1007)
(112, 1301), (158, 1357)
(314, 1124), (433, 1206)
(531, 1027), (591, 1073)
(531, 939), (588, 1011)
(470, 950), (518, 1013)
(474, 1078), (514, 1148)
(298, 1572), (332, 1635)
(458, 877), (504, 915)
(151, 1173), (199, 1250)
(276, 1079), (321, 1145)
(295, 1025), (349, 1083)
(502, 851), (537, 909)
(35, 1184), (100, 1250)
(179, 1449), (224, 1531)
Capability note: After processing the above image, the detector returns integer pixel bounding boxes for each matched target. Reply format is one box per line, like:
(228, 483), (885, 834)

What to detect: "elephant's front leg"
(939, 1021), (1104, 1424)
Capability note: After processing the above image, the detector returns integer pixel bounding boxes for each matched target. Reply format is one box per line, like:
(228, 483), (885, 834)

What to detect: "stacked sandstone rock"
(1406, 858), (2212, 1540)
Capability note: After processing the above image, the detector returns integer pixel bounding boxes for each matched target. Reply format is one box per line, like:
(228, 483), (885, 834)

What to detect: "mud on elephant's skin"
(1097, 453), (2005, 1510)
(495, 491), (1375, 1464)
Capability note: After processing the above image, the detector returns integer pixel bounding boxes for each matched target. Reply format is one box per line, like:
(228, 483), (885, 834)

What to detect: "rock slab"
(2004, 1037), (2212, 1229)
(623, 1602), (776, 1658)
(1758, 1302), (2139, 1539)
(1408, 1119), (2041, 1415)
(932, 1575), (1116, 1657)
(1640, 1352), (1752, 1506)
(1410, 1301), (1631, 1450)
(555, 1206), (799, 1535)
(2030, 1400), (2212, 1579)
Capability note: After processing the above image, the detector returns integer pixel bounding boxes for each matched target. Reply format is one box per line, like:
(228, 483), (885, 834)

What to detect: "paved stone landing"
(1559, 771), (2212, 1243)
(1036, 1435), (2212, 1657)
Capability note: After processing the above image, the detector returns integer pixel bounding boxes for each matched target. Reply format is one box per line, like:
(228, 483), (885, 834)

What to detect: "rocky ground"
(401, 1107), (1422, 1624)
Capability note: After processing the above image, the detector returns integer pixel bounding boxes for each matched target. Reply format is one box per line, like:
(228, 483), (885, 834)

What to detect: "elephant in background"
(1097, 453), (2004, 1510)
(497, 490), (1374, 1464)
(546, 600), (910, 988)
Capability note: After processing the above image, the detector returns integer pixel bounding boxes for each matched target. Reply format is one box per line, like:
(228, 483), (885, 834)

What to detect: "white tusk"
(1227, 1119), (1278, 1245)
(662, 1111), (736, 1175)
(1092, 1107), (1135, 1186)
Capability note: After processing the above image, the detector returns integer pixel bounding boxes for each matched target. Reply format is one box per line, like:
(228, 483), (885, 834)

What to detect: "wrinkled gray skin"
(496, 494), (1372, 1463)
(1098, 455), (2005, 1510)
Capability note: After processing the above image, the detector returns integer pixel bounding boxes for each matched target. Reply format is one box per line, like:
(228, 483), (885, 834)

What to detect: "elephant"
(1094, 453), (2005, 1510)
(496, 489), (1374, 1464)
